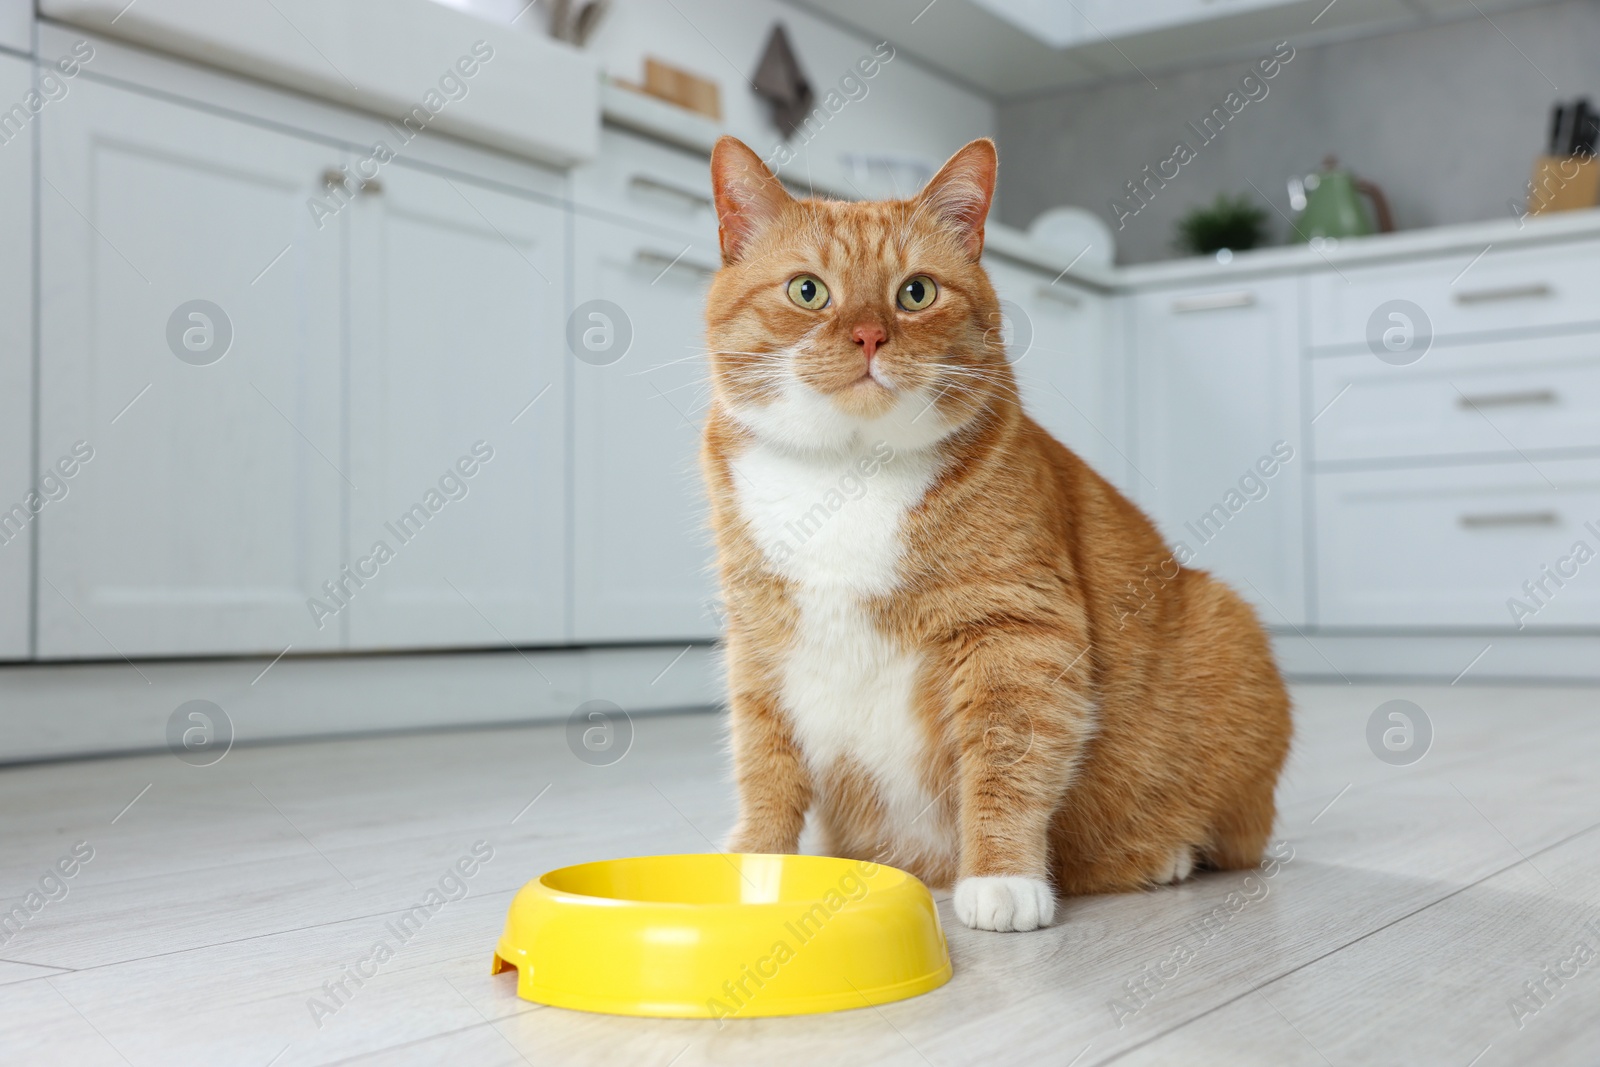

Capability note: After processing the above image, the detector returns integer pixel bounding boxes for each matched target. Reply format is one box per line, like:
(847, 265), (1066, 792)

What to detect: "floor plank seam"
(0, 958), (74, 970)
(319, 1010), (547, 1067)
(1098, 816), (1600, 1064)
(1, 814), (580, 900)
(320, 1021), (493, 1066)
(0, 885), (522, 977)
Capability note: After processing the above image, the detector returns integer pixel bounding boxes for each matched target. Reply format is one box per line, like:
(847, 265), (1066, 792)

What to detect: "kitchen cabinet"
(12, 10), (1595, 686)
(345, 160), (567, 649)
(0, 52), (31, 658)
(1307, 242), (1600, 350)
(38, 0), (600, 166)
(37, 75), (344, 657)
(570, 211), (721, 642)
(1308, 247), (1600, 631)
(1130, 278), (1306, 627)
(570, 129), (718, 247)
(983, 256), (1124, 491)
(1316, 459), (1600, 629)
(1310, 332), (1600, 466)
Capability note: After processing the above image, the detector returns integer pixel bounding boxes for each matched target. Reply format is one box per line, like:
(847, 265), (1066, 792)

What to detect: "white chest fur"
(730, 439), (951, 857)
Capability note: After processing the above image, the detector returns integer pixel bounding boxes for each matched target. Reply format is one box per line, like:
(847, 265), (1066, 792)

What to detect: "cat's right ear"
(710, 137), (793, 264)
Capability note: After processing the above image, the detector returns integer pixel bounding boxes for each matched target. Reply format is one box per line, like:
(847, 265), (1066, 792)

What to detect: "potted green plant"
(1174, 193), (1269, 258)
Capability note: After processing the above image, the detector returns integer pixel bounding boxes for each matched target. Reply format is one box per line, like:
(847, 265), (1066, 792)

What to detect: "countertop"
(1109, 207), (1600, 291)
(988, 206), (1600, 293)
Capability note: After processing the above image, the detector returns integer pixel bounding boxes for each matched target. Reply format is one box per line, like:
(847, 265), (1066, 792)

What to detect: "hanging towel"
(752, 23), (814, 139)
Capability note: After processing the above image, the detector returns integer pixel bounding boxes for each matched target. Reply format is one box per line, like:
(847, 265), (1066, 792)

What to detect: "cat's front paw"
(953, 876), (1056, 932)
(723, 826), (797, 855)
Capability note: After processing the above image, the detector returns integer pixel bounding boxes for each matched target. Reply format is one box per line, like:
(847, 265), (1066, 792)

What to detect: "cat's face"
(705, 138), (1010, 454)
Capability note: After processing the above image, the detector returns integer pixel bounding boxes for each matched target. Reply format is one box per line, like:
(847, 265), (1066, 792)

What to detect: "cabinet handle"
(1456, 388), (1557, 410)
(321, 167), (381, 195)
(628, 175), (713, 211)
(1034, 285), (1083, 308)
(1452, 283), (1553, 305)
(1459, 511), (1560, 529)
(635, 249), (719, 278)
(1171, 290), (1255, 313)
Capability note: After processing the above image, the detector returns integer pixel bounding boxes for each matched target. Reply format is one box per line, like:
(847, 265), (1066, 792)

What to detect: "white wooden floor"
(1, 681), (1597, 1066)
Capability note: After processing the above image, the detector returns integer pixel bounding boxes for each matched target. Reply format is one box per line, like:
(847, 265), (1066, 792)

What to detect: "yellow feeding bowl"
(491, 853), (951, 1019)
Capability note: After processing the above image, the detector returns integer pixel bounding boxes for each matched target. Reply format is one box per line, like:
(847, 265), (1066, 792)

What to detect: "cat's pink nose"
(852, 324), (887, 361)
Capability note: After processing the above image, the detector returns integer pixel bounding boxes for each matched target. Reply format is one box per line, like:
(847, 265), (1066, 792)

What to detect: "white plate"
(1028, 206), (1115, 267)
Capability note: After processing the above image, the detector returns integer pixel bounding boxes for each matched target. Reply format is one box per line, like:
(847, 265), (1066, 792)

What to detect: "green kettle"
(1288, 156), (1394, 241)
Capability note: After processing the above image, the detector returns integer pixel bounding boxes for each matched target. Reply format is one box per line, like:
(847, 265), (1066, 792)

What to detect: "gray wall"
(996, 1), (1600, 264)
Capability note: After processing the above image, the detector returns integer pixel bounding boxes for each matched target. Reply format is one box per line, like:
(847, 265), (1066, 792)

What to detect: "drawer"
(571, 127), (718, 245)
(1312, 332), (1600, 463)
(1308, 241), (1600, 349)
(1315, 459), (1600, 629)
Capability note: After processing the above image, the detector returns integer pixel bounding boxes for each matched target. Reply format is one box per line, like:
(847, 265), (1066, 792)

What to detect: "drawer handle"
(1171, 291), (1255, 313)
(1035, 285), (1083, 308)
(634, 248), (719, 278)
(628, 175), (713, 212)
(1459, 511), (1560, 529)
(1452, 283), (1553, 305)
(320, 168), (380, 195)
(1456, 389), (1558, 410)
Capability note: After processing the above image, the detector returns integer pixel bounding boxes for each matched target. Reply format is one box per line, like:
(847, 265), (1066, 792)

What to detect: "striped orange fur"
(700, 136), (1291, 931)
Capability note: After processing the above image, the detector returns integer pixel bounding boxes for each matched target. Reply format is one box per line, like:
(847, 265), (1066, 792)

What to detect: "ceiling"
(786, 0), (1562, 99)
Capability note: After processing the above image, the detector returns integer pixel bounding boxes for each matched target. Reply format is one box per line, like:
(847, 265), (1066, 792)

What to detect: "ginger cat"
(700, 136), (1291, 932)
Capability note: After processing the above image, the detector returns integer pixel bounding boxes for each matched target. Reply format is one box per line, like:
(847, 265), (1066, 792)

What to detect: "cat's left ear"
(916, 139), (997, 260)
(711, 136), (795, 264)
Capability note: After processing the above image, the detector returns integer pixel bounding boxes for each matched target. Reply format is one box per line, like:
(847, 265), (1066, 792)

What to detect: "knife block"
(1527, 154), (1600, 215)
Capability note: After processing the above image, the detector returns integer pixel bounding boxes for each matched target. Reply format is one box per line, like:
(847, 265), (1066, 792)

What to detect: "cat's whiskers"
(927, 363), (1009, 380)
(921, 364), (1022, 402)
(932, 360), (1017, 381)
(647, 377), (715, 401)
(627, 351), (722, 376)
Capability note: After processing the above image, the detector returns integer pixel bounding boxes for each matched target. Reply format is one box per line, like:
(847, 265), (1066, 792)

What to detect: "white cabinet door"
(0, 53), (31, 658)
(1131, 278), (1307, 626)
(346, 161), (567, 649)
(1310, 332), (1600, 465)
(984, 258), (1125, 490)
(1316, 459), (1600, 629)
(38, 76), (343, 657)
(571, 212), (720, 642)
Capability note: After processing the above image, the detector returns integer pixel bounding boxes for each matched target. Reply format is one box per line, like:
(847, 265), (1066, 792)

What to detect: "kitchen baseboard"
(0, 644), (724, 765)
(6, 634), (1590, 764)
(1272, 632), (1600, 685)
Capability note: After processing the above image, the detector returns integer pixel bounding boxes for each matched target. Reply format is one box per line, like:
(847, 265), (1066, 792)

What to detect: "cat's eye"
(897, 275), (938, 312)
(786, 274), (829, 310)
